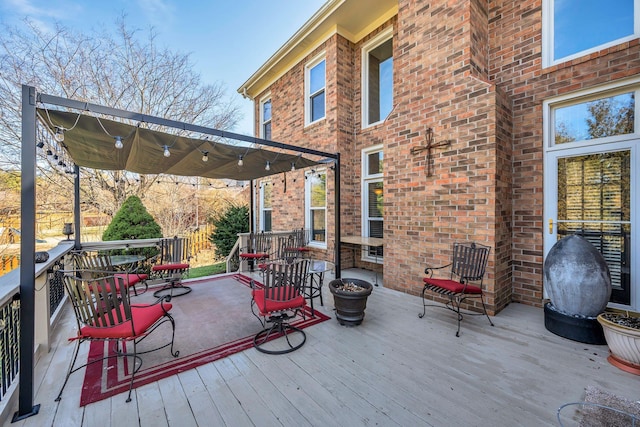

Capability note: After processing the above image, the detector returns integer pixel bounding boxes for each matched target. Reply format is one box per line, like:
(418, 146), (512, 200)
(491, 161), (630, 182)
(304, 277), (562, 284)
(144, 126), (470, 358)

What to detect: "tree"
(0, 17), (241, 225)
(102, 195), (162, 257)
(209, 204), (249, 258)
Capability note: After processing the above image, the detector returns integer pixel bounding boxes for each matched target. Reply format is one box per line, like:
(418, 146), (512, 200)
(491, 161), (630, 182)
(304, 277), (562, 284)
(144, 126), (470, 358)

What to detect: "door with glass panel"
(544, 86), (637, 308)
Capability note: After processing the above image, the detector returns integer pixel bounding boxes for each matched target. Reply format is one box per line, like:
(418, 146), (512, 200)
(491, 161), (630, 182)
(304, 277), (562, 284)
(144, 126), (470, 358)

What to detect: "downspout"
(335, 153), (341, 278)
(15, 85), (40, 421)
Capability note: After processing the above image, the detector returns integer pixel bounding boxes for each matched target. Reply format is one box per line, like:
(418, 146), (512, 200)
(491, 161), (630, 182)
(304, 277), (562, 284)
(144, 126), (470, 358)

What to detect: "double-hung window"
(362, 146), (383, 261)
(260, 97), (272, 140)
(543, 0), (637, 67)
(305, 54), (326, 125)
(305, 170), (327, 247)
(362, 28), (393, 127)
(260, 181), (272, 232)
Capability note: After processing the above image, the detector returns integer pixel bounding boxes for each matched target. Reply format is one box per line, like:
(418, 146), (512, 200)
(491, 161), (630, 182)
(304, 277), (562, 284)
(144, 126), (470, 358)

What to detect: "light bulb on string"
(238, 155), (244, 166)
(291, 162), (296, 172)
(54, 127), (65, 142)
(163, 145), (170, 157)
(202, 151), (209, 162)
(114, 136), (124, 149)
(265, 161), (270, 171)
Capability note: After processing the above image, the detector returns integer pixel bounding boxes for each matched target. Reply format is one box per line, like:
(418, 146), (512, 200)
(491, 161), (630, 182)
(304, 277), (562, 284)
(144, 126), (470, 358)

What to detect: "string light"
(265, 161), (270, 171)
(202, 151), (209, 162)
(238, 155), (244, 166)
(114, 136), (124, 149)
(54, 127), (65, 142)
(291, 162), (296, 172)
(163, 145), (171, 157)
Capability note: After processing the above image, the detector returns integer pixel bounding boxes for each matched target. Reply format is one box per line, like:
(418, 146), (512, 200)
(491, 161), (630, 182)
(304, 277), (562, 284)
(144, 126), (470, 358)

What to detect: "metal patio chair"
(240, 231), (272, 271)
(418, 242), (494, 336)
(251, 258), (310, 354)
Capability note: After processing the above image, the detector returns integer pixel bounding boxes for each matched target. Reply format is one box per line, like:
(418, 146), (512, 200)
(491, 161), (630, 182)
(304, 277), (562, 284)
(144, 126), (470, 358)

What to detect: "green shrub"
(102, 195), (162, 258)
(209, 204), (249, 258)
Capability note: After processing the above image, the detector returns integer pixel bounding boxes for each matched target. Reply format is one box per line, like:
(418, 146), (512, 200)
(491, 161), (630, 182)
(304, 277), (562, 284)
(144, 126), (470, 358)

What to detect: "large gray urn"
(544, 234), (611, 317)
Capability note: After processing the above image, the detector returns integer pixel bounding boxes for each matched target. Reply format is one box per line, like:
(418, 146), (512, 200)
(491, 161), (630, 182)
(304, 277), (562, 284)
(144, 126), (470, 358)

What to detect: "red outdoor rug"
(79, 273), (330, 406)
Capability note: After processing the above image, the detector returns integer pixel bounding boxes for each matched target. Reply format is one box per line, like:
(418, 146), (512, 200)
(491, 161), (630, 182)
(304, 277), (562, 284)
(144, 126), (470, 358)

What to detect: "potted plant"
(597, 309), (640, 375)
(328, 278), (373, 326)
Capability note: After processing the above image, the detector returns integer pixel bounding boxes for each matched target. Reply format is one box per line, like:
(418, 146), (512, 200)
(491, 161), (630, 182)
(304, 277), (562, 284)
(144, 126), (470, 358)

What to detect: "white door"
(543, 81), (639, 310)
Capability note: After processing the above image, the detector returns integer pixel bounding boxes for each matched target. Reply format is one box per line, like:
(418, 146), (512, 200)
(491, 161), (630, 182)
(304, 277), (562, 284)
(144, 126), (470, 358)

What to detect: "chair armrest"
(424, 263), (452, 276)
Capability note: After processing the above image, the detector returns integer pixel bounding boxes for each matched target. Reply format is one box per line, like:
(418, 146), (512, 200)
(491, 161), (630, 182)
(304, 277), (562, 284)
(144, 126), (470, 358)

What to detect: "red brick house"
(238, 0), (640, 315)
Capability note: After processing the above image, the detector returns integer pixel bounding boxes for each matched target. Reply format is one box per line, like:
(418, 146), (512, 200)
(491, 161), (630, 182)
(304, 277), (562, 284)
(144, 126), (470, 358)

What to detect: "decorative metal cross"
(410, 128), (451, 176)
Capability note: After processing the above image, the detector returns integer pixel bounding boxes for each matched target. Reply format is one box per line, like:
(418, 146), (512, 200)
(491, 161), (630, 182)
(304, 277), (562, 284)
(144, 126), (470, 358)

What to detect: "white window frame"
(304, 53), (326, 126)
(260, 180), (272, 232)
(305, 169), (327, 249)
(362, 144), (384, 263)
(542, 0), (640, 67)
(260, 95), (272, 139)
(361, 27), (394, 128)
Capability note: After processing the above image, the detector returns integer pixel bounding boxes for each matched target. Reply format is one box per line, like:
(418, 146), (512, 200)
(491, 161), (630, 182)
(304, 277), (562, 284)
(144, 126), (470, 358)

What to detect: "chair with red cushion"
(73, 252), (149, 296)
(418, 242), (494, 337)
(251, 259), (310, 354)
(150, 263), (191, 298)
(240, 231), (272, 272)
(56, 274), (178, 403)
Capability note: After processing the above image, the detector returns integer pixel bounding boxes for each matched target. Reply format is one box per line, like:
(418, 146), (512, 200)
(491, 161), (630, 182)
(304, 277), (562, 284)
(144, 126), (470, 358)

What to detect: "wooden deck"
(6, 270), (639, 427)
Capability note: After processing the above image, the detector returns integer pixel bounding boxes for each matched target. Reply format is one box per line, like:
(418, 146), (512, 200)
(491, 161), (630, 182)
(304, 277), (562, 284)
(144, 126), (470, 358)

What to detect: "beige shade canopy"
(38, 109), (323, 181)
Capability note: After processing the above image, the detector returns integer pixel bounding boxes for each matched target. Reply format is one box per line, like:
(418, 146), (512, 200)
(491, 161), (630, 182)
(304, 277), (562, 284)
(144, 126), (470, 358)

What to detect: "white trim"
(304, 52), (326, 127)
(361, 144), (384, 264)
(542, 0), (640, 68)
(305, 169), (328, 249)
(361, 27), (394, 129)
(259, 180), (272, 232)
(259, 94), (272, 139)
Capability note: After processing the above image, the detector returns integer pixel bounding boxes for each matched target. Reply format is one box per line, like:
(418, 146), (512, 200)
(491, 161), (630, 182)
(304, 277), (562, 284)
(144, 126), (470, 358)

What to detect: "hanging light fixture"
(163, 145), (171, 157)
(202, 151), (209, 162)
(291, 162), (296, 172)
(265, 161), (270, 171)
(114, 136), (124, 149)
(238, 155), (244, 166)
(54, 127), (65, 142)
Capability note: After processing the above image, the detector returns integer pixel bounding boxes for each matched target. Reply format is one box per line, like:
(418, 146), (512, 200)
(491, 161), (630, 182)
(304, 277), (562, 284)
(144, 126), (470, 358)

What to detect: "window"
(260, 97), (272, 140)
(305, 170), (326, 246)
(543, 0), (637, 66)
(305, 55), (326, 125)
(549, 85), (637, 148)
(260, 181), (272, 232)
(362, 28), (393, 127)
(362, 146), (383, 260)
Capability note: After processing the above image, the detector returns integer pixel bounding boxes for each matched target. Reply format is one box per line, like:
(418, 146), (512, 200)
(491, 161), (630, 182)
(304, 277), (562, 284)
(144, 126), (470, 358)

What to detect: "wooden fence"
(0, 255), (20, 275)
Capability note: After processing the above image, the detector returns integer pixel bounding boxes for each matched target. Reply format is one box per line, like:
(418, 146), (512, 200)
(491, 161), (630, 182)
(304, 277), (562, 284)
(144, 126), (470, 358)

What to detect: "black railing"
(48, 258), (66, 315)
(0, 294), (20, 402)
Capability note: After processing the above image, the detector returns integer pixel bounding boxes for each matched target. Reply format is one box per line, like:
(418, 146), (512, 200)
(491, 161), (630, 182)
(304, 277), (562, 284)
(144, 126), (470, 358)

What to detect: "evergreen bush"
(209, 204), (249, 258)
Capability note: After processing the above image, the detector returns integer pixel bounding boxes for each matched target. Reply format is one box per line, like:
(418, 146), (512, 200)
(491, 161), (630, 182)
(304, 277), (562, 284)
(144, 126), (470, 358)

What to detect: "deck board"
(5, 272), (640, 427)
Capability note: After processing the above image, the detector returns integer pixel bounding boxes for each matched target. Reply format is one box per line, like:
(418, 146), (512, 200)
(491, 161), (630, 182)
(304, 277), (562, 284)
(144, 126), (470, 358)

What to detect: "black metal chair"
(418, 242), (494, 336)
(240, 231), (272, 271)
(251, 259), (310, 354)
(56, 273), (178, 403)
(72, 252), (149, 296)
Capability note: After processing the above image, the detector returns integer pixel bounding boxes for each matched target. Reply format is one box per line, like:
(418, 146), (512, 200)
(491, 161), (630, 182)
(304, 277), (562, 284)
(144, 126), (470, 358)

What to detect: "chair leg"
(418, 285), (428, 318)
(253, 317), (306, 355)
(452, 296), (463, 337)
(55, 338), (82, 401)
(480, 295), (495, 328)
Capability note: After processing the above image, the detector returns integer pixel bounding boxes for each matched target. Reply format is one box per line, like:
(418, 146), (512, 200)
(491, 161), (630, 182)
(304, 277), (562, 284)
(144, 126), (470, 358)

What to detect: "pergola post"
(14, 85), (40, 421)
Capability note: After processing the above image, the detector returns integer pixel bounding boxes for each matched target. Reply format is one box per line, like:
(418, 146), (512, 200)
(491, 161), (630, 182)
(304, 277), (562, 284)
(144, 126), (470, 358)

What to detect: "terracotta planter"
(597, 310), (640, 376)
(328, 278), (373, 326)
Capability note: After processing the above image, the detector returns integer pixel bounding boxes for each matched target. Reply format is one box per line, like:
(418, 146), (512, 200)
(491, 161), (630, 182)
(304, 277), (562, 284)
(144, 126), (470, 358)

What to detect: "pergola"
(17, 85), (341, 420)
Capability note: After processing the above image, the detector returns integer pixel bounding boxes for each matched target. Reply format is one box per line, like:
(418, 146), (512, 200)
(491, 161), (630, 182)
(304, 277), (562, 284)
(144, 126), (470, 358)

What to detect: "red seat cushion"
(114, 273), (148, 286)
(239, 253), (269, 259)
(80, 302), (172, 339)
(423, 278), (482, 294)
(152, 263), (189, 272)
(252, 287), (305, 315)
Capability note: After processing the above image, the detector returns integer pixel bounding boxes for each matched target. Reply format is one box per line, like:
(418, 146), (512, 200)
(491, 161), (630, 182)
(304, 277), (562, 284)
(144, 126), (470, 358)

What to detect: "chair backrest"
(160, 237), (190, 263)
(292, 228), (308, 248)
(450, 242), (490, 284)
(260, 259), (309, 303)
(276, 235), (299, 262)
(64, 273), (132, 332)
(72, 253), (115, 277)
(249, 232), (272, 254)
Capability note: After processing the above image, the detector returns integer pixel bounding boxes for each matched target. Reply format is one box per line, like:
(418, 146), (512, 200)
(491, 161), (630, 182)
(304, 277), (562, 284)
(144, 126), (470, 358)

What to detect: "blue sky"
(0, 0), (326, 135)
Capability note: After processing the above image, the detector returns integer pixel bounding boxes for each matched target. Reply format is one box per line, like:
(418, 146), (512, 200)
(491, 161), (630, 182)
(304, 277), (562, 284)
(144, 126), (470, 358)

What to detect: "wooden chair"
(251, 259), (310, 354)
(73, 252), (149, 296)
(418, 242), (494, 336)
(56, 273), (178, 403)
(240, 232), (272, 271)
